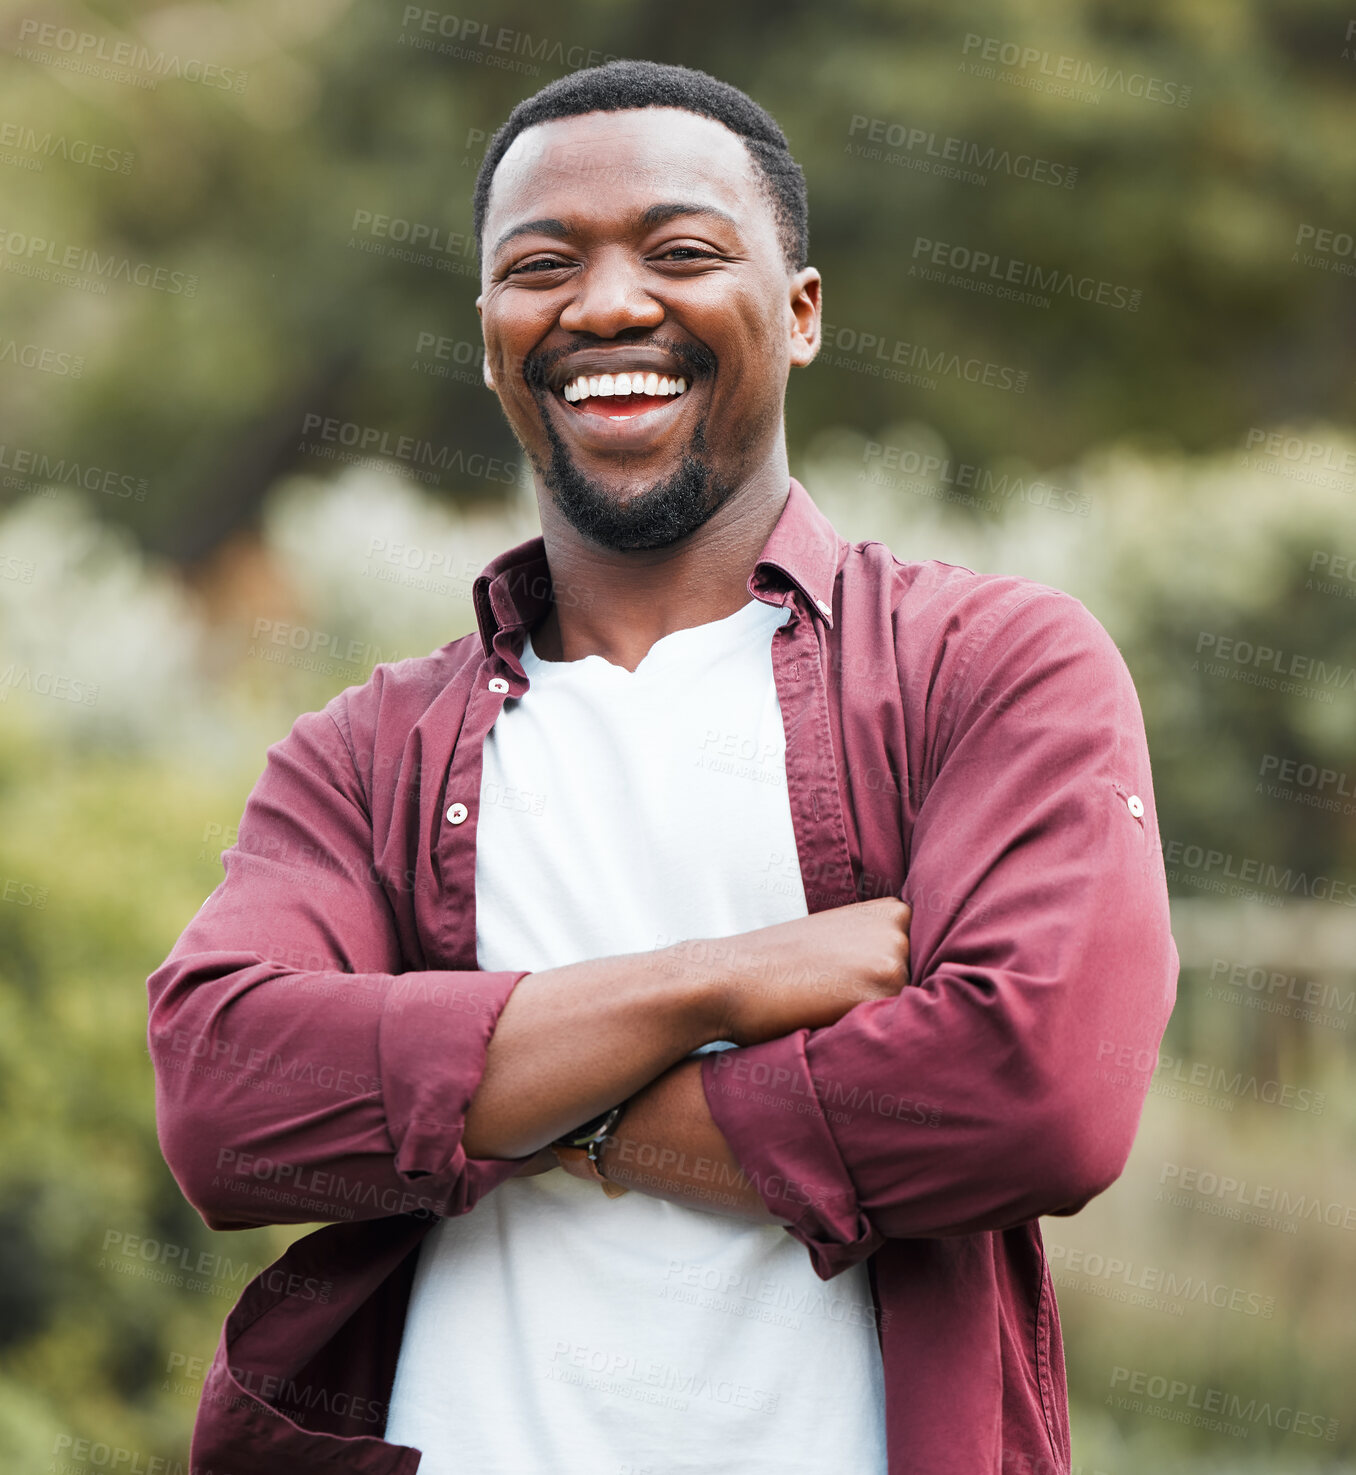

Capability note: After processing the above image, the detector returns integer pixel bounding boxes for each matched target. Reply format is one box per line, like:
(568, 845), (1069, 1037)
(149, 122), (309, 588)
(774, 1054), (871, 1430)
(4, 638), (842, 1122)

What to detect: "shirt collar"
(472, 475), (842, 662)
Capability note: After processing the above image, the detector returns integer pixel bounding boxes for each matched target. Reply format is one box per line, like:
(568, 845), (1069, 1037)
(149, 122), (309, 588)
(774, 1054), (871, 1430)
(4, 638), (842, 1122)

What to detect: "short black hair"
(472, 59), (808, 272)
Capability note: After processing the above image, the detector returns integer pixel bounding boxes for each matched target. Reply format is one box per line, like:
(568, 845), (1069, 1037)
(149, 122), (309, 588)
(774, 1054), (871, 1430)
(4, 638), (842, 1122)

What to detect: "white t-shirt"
(383, 597), (887, 1475)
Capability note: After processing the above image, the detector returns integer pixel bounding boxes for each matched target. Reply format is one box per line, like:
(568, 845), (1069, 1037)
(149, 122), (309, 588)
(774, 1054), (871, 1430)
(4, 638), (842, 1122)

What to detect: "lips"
(544, 346), (695, 394)
(544, 372), (696, 447)
(571, 390), (680, 420)
(528, 341), (713, 444)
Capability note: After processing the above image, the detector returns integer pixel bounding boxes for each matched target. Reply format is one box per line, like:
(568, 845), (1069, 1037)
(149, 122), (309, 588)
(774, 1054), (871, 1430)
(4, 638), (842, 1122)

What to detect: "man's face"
(477, 107), (819, 551)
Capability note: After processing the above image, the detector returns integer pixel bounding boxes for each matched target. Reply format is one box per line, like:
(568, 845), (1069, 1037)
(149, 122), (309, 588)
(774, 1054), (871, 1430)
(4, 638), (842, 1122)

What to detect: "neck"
(531, 453), (791, 672)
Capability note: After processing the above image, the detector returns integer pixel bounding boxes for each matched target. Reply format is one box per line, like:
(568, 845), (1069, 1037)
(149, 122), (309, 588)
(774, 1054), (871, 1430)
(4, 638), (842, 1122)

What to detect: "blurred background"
(1, 0), (1353, 1470)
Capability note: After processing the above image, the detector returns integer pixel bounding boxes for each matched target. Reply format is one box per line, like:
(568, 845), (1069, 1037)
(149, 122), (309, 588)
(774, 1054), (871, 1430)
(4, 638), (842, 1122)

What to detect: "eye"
(508, 256), (571, 276)
(655, 246), (716, 263)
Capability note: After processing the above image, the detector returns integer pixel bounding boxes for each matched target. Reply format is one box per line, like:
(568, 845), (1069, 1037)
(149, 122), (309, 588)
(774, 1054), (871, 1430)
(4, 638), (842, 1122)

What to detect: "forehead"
(485, 107), (770, 244)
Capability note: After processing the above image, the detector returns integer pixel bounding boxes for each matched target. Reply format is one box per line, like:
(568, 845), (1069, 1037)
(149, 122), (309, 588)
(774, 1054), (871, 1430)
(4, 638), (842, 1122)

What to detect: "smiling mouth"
(557, 370), (690, 420)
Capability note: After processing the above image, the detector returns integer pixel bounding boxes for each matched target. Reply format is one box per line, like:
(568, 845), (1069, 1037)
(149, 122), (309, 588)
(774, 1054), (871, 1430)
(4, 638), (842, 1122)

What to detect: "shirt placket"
(433, 646), (529, 968)
(763, 581), (893, 1386)
(767, 590), (860, 913)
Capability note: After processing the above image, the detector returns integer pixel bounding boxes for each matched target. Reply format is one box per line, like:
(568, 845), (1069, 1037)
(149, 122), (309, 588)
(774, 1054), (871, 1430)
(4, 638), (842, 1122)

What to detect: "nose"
(557, 250), (664, 338)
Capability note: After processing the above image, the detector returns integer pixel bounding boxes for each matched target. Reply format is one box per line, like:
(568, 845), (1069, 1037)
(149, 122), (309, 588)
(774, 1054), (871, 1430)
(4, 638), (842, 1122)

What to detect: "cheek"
(721, 287), (791, 360)
(483, 303), (554, 380)
(704, 309), (790, 440)
(716, 310), (790, 398)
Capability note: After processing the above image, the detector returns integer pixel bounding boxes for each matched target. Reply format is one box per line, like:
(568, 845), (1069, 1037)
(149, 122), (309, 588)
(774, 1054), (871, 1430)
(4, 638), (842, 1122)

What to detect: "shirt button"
(1126, 794), (1145, 819)
(815, 597), (833, 618)
(446, 802), (468, 825)
(488, 677), (510, 693)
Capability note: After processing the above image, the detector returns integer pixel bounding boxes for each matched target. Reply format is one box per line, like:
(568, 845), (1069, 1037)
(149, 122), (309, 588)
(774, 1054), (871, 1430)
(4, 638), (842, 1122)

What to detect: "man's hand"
(703, 896), (913, 1047)
(465, 896), (910, 1161)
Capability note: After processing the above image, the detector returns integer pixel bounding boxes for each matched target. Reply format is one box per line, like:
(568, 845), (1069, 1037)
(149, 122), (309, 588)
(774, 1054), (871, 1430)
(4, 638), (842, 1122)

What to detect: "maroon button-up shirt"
(148, 475), (1177, 1474)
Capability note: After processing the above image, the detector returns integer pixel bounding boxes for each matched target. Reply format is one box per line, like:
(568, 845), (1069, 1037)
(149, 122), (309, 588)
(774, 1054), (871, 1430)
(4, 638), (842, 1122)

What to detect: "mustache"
(522, 338), (718, 393)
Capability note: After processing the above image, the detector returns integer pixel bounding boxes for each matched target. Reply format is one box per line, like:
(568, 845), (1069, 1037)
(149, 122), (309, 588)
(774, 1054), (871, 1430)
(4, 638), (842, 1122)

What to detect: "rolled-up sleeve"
(147, 702), (529, 1232)
(702, 586), (1178, 1277)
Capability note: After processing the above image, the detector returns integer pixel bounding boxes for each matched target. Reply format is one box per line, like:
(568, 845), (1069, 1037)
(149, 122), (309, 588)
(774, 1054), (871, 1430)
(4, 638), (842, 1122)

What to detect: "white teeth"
(562, 370), (691, 404)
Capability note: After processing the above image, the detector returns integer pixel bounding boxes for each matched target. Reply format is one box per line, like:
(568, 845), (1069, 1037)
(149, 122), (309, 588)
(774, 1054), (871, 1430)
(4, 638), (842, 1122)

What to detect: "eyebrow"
(490, 201), (741, 258)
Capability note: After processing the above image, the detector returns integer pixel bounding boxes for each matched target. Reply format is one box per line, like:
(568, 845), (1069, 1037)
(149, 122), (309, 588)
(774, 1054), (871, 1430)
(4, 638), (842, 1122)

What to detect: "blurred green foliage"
(3, 0), (1355, 557)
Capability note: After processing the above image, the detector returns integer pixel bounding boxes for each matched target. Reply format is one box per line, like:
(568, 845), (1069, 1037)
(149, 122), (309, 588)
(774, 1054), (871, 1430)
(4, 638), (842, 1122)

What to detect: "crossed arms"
(460, 897), (913, 1221)
(147, 588), (1177, 1273)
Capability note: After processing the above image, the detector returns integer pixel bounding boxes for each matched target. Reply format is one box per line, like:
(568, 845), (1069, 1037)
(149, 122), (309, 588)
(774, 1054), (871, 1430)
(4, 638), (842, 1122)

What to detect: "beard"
(519, 337), (734, 552)
(533, 409), (736, 552)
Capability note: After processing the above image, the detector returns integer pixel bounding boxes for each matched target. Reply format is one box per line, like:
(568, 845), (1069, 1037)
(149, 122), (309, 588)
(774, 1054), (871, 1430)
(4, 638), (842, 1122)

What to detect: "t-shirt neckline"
(522, 596), (781, 677)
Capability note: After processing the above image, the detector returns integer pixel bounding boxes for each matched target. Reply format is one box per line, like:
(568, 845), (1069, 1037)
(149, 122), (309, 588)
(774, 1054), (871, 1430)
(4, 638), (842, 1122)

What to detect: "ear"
(476, 294), (496, 390)
(788, 267), (821, 369)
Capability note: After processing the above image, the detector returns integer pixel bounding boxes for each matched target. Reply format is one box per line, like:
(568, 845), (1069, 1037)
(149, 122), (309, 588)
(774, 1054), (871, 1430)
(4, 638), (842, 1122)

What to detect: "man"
(148, 59), (1177, 1475)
